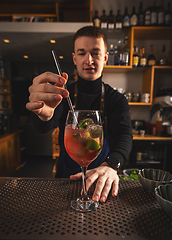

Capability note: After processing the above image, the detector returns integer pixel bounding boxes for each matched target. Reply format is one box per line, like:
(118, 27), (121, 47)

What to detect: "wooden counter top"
(133, 134), (172, 141)
(0, 130), (22, 143)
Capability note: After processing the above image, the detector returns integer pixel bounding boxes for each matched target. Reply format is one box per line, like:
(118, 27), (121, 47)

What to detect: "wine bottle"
(115, 10), (122, 29)
(133, 46), (139, 67)
(151, 0), (158, 25)
(122, 7), (130, 28)
(108, 10), (115, 30)
(147, 45), (156, 66)
(130, 6), (138, 26)
(139, 47), (147, 67)
(165, 2), (171, 26)
(108, 44), (115, 65)
(158, 0), (165, 25)
(100, 10), (107, 29)
(144, 5), (151, 25)
(138, 2), (144, 26)
(93, 10), (100, 27)
(159, 45), (168, 65)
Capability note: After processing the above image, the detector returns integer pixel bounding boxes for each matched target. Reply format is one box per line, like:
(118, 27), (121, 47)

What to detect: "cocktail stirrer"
(51, 50), (78, 125)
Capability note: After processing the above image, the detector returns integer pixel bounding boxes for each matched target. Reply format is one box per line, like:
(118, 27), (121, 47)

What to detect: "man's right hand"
(26, 72), (69, 121)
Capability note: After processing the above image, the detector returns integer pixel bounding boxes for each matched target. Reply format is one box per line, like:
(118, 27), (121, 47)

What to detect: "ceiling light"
(3, 39), (10, 43)
(50, 40), (56, 44)
(23, 55), (29, 59)
(59, 56), (64, 59)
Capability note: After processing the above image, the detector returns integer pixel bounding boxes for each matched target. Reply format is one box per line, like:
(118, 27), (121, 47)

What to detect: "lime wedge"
(86, 138), (100, 150)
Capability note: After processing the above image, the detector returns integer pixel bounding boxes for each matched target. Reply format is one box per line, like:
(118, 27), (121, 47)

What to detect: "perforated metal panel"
(0, 178), (172, 240)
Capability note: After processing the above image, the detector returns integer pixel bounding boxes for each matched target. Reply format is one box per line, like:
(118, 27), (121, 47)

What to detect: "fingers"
(112, 177), (119, 197)
(26, 71), (69, 119)
(87, 167), (119, 203)
(32, 71), (67, 86)
(70, 172), (82, 180)
(70, 166), (119, 203)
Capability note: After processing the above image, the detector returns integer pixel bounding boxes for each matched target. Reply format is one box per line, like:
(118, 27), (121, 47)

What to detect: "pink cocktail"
(64, 110), (103, 212)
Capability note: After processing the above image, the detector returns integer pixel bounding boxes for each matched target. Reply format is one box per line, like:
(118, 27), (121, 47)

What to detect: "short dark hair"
(73, 26), (107, 52)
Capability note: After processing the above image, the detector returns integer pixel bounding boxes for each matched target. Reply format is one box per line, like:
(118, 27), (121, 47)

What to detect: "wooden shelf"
(132, 26), (172, 40)
(0, 1), (92, 23)
(129, 102), (151, 106)
(0, 75), (11, 110)
(103, 65), (132, 73)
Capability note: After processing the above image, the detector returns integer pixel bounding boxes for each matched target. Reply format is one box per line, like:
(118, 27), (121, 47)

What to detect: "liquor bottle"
(159, 45), (168, 65)
(114, 40), (123, 65)
(165, 2), (171, 26)
(93, 10), (100, 27)
(158, 0), (165, 25)
(138, 2), (144, 26)
(108, 44), (115, 65)
(133, 46), (139, 67)
(100, 10), (107, 29)
(147, 45), (156, 66)
(139, 47), (147, 67)
(122, 37), (130, 66)
(130, 6), (138, 26)
(144, 5), (151, 25)
(151, 0), (158, 25)
(115, 10), (122, 29)
(108, 10), (115, 30)
(122, 7), (130, 28)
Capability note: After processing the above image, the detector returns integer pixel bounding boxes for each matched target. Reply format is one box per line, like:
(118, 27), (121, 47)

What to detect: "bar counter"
(133, 134), (172, 141)
(0, 177), (171, 240)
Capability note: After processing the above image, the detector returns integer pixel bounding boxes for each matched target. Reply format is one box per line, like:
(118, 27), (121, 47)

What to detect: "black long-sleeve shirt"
(31, 75), (133, 176)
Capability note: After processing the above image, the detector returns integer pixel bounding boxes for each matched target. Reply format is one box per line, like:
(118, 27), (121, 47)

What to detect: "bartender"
(26, 26), (133, 203)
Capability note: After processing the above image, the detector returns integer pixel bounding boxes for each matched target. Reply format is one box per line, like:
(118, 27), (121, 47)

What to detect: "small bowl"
(155, 184), (172, 215)
(138, 168), (172, 192)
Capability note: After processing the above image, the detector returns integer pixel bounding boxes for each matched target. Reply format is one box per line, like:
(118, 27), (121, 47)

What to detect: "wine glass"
(64, 110), (103, 212)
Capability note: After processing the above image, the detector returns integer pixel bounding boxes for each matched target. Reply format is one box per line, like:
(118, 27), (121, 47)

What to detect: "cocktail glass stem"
(81, 166), (89, 201)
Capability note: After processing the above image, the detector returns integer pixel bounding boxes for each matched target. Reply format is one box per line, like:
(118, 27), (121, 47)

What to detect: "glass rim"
(68, 110), (101, 113)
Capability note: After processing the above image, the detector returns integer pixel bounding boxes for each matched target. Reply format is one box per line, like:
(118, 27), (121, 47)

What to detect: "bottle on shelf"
(100, 10), (108, 29)
(133, 46), (139, 67)
(165, 2), (171, 26)
(114, 40), (123, 65)
(122, 7), (130, 28)
(114, 46), (118, 65)
(122, 37), (130, 66)
(159, 45), (168, 65)
(158, 0), (165, 25)
(138, 1), (144, 26)
(107, 44), (115, 65)
(108, 10), (115, 30)
(139, 47), (147, 67)
(147, 45), (156, 66)
(115, 10), (122, 29)
(156, 106), (163, 136)
(93, 10), (101, 27)
(144, 5), (151, 25)
(130, 6), (138, 26)
(151, 0), (158, 25)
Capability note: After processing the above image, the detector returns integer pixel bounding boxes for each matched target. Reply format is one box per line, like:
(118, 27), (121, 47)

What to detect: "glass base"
(71, 196), (99, 212)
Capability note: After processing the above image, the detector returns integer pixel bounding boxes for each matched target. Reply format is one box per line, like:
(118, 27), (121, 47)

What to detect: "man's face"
(72, 36), (108, 81)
